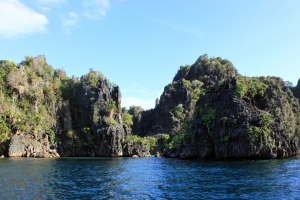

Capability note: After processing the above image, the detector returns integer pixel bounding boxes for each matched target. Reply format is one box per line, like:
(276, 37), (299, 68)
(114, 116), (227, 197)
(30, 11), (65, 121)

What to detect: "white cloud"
(83, 0), (110, 20)
(35, 0), (67, 12)
(61, 12), (79, 34)
(121, 83), (162, 110)
(122, 96), (155, 110)
(36, 0), (67, 6)
(0, 0), (48, 38)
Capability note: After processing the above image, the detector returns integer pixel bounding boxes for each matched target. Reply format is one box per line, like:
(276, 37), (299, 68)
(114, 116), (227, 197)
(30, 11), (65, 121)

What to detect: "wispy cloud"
(61, 12), (79, 34)
(122, 83), (162, 110)
(158, 21), (203, 38)
(0, 0), (48, 38)
(83, 0), (110, 20)
(35, 0), (67, 12)
(36, 0), (67, 6)
(122, 96), (156, 110)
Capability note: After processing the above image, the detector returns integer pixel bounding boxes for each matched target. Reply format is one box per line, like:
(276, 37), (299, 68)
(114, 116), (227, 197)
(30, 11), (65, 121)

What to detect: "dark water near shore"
(1, 156), (300, 199)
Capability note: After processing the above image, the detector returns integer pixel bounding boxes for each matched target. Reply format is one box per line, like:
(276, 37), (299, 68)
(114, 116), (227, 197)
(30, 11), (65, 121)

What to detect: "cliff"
(136, 55), (238, 137)
(163, 77), (300, 159)
(1, 55), (299, 160)
(136, 55), (300, 159)
(0, 56), (150, 158)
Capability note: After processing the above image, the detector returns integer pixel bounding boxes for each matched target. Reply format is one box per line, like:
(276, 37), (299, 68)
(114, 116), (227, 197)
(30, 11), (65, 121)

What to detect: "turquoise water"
(0, 156), (300, 199)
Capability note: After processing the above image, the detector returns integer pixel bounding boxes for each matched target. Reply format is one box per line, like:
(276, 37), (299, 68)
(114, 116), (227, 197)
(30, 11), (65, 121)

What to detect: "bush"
(221, 117), (228, 124)
(246, 126), (260, 143)
(259, 112), (272, 126)
(103, 116), (117, 126)
(122, 113), (133, 126)
(236, 83), (247, 98)
(169, 134), (184, 148)
(202, 108), (216, 129)
(172, 106), (185, 120)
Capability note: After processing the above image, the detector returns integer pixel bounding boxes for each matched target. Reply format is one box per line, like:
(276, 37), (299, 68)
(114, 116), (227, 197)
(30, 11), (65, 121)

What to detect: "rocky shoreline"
(0, 55), (299, 160)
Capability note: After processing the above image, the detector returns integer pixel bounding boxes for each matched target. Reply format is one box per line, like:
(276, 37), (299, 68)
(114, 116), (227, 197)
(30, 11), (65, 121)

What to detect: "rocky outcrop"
(4, 59), (150, 158)
(0, 144), (7, 157)
(164, 77), (300, 159)
(292, 78), (300, 101)
(136, 55), (238, 137)
(123, 142), (151, 157)
(9, 134), (59, 158)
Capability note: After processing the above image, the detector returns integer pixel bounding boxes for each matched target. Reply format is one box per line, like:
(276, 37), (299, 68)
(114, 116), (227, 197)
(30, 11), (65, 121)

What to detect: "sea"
(0, 156), (300, 199)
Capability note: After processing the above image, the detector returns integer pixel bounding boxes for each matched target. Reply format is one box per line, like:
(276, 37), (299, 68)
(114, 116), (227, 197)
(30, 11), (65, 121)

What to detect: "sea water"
(0, 156), (300, 199)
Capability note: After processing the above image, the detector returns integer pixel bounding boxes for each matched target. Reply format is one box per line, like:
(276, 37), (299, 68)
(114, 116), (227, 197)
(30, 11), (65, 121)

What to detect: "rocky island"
(0, 55), (299, 159)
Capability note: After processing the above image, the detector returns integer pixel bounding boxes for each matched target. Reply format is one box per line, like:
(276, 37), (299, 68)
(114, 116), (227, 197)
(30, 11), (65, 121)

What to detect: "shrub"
(259, 112), (272, 126)
(221, 136), (230, 142)
(169, 134), (184, 148)
(202, 108), (216, 129)
(104, 116), (117, 126)
(122, 113), (133, 126)
(236, 83), (247, 98)
(246, 126), (260, 143)
(172, 106), (185, 120)
(221, 117), (228, 124)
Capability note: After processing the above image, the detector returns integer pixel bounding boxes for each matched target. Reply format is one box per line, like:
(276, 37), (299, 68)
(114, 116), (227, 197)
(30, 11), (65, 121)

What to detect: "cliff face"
(292, 79), (300, 101)
(164, 77), (300, 159)
(137, 55), (300, 159)
(1, 55), (299, 160)
(0, 56), (150, 158)
(136, 55), (238, 137)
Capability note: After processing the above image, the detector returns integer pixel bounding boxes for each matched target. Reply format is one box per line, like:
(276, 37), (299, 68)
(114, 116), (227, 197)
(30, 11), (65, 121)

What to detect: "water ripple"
(1, 156), (300, 199)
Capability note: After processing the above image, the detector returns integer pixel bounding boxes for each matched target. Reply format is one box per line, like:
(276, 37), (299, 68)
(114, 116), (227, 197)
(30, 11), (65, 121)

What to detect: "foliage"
(172, 105), (185, 120)
(126, 135), (157, 152)
(103, 116), (117, 126)
(165, 81), (178, 93)
(246, 126), (260, 143)
(236, 83), (247, 98)
(122, 113), (133, 127)
(221, 136), (230, 142)
(169, 134), (184, 148)
(173, 65), (191, 82)
(80, 69), (103, 89)
(246, 112), (272, 143)
(259, 112), (272, 126)
(221, 117), (228, 124)
(202, 108), (216, 129)
(236, 76), (269, 98)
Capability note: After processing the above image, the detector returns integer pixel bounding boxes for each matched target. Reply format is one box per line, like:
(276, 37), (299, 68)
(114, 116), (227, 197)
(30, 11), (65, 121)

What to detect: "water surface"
(1, 156), (300, 199)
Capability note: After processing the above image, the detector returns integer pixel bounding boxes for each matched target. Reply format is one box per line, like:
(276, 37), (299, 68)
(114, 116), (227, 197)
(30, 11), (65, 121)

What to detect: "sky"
(1, 0), (300, 110)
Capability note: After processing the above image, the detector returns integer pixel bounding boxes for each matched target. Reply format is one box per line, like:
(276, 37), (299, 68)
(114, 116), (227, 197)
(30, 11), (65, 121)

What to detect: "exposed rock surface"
(163, 77), (300, 159)
(9, 134), (59, 158)
(4, 57), (150, 158)
(136, 55), (300, 159)
(136, 55), (238, 137)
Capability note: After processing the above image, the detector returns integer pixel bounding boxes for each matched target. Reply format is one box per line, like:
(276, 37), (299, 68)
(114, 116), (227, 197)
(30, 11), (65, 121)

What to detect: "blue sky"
(1, 0), (300, 110)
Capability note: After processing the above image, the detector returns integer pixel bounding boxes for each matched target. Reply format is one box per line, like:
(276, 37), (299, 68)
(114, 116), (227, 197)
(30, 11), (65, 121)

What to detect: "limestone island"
(0, 55), (299, 160)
